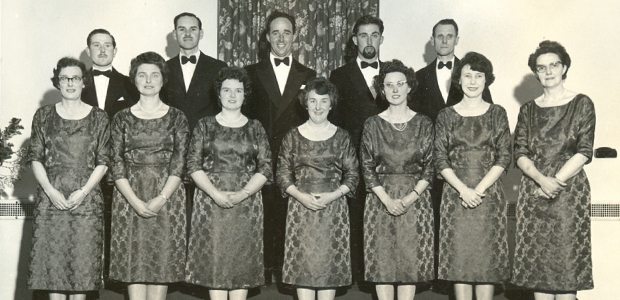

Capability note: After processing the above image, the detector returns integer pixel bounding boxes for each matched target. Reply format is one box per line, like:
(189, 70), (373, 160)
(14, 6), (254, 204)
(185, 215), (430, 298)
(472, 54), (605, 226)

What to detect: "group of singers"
(25, 10), (595, 300)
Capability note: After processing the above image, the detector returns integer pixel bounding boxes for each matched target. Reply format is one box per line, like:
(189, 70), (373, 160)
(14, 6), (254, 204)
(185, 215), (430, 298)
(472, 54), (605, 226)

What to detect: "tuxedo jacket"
(162, 52), (227, 129)
(329, 61), (387, 147)
(244, 58), (316, 157)
(411, 57), (492, 121)
(81, 67), (138, 118)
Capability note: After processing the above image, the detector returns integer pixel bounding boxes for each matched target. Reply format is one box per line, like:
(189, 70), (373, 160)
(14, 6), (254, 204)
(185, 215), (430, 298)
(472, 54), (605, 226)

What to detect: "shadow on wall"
(79, 49), (92, 70)
(39, 89), (61, 107)
(422, 40), (435, 65)
(165, 31), (180, 59)
(513, 74), (543, 106)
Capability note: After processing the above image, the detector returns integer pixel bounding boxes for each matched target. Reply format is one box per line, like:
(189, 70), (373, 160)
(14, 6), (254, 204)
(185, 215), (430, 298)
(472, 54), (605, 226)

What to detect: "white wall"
(379, 0), (620, 204)
(0, 0), (218, 198)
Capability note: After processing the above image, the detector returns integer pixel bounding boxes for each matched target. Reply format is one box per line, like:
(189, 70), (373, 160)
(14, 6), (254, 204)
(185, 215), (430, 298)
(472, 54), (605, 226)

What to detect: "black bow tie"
(92, 69), (112, 77)
(361, 61), (379, 69)
(181, 55), (197, 64)
(438, 61), (452, 70)
(274, 57), (290, 66)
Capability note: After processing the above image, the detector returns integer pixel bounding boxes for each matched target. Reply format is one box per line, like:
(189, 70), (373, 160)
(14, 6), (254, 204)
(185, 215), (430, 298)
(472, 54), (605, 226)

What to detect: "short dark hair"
(174, 12), (202, 30)
(298, 77), (338, 109)
(353, 15), (384, 35)
(373, 59), (418, 104)
(452, 52), (495, 88)
(215, 66), (252, 107)
(86, 28), (116, 48)
(265, 10), (296, 34)
(432, 19), (459, 37)
(527, 40), (571, 80)
(51, 57), (89, 89)
(129, 51), (168, 85)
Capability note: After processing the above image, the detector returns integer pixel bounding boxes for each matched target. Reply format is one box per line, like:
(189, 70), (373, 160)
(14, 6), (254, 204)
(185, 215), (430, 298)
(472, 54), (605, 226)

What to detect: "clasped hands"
(537, 176), (567, 200)
(46, 187), (88, 211)
(459, 187), (486, 208)
(381, 192), (419, 216)
(296, 191), (341, 211)
(210, 189), (250, 209)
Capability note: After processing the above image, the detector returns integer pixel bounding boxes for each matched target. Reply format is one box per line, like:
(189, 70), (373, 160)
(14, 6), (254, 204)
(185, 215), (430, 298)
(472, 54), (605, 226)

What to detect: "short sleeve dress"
(184, 117), (272, 289)
(277, 127), (359, 288)
(434, 104), (511, 283)
(511, 94), (595, 291)
(108, 107), (189, 283)
(360, 114), (435, 283)
(27, 105), (110, 291)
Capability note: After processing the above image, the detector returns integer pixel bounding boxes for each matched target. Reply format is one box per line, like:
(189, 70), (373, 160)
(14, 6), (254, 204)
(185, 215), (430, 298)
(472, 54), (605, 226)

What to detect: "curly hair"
(451, 52), (495, 88)
(129, 51), (168, 85)
(298, 77), (338, 109)
(51, 57), (89, 89)
(372, 59), (417, 104)
(528, 40), (571, 79)
(215, 66), (252, 107)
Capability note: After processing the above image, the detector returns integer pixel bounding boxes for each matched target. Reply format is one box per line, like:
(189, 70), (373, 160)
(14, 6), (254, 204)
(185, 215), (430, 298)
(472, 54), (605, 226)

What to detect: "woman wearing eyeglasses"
(27, 57), (110, 300)
(512, 41), (595, 300)
(360, 59), (434, 300)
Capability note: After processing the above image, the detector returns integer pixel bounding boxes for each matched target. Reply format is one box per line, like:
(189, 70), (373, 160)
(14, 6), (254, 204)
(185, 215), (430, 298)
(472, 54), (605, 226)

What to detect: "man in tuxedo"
(81, 28), (138, 285)
(411, 19), (493, 280)
(244, 10), (316, 282)
(82, 28), (138, 117)
(163, 12), (227, 130)
(329, 15), (385, 282)
(411, 18), (492, 121)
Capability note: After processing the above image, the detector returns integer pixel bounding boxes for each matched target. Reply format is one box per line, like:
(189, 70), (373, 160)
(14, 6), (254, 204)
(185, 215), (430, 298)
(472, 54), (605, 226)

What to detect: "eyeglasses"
(58, 76), (83, 84)
(383, 81), (408, 90)
(535, 61), (563, 73)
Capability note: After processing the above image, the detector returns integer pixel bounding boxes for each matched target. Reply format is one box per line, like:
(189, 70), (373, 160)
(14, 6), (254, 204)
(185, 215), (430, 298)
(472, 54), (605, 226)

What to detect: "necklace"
(216, 112), (244, 126)
(137, 100), (164, 114)
(390, 122), (408, 132)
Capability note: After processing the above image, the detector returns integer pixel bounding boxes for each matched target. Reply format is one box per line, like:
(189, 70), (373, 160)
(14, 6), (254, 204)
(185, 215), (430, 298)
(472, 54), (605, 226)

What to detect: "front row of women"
(28, 40), (594, 300)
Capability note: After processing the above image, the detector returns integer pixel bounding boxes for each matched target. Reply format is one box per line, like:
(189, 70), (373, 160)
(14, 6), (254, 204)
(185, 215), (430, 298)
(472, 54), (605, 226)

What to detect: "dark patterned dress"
(512, 94), (595, 291)
(109, 107), (189, 283)
(277, 127), (359, 288)
(185, 117), (272, 288)
(360, 114), (435, 283)
(27, 105), (109, 291)
(434, 105), (511, 282)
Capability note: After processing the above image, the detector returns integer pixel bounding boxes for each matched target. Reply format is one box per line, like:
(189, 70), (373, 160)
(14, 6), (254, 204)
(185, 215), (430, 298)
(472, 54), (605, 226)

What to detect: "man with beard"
(82, 28), (138, 117)
(329, 15), (385, 283)
(163, 12), (227, 130)
(244, 10), (316, 283)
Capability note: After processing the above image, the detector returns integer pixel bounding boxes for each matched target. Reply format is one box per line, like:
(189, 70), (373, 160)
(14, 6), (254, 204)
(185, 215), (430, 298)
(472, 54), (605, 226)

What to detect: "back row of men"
(83, 11), (492, 279)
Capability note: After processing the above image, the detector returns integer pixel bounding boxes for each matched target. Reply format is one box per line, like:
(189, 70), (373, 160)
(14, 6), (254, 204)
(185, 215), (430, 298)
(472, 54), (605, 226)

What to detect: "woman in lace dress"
(277, 77), (359, 300)
(109, 52), (189, 300)
(185, 67), (271, 300)
(361, 59), (434, 300)
(28, 57), (109, 300)
(512, 41), (595, 300)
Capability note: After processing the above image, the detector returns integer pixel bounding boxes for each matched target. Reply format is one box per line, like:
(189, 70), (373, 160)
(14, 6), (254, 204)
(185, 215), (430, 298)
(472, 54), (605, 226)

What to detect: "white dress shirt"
(436, 58), (455, 103)
(180, 51), (200, 92)
(270, 53), (292, 95)
(357, 57), (380, 91)
(92, 66), (112, 110)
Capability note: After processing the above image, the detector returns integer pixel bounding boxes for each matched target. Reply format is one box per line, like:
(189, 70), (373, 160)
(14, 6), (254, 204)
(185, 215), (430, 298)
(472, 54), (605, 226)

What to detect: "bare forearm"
(440, 168), (469, 194)
(242, 173), (268, 195)
(516, 156), (546, 184)
(475, 166), (505, 193)
(114, 178), (140, 204)
(81, 165), (108, 194)
(31, 161), (53, 191)
(555, 153), (588, 182)
(190, 170), (220, 196)
(160, 175), (182, 198)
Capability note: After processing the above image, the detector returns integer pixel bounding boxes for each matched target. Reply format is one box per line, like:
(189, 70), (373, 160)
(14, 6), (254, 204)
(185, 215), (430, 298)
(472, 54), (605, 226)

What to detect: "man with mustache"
(244, 10), (316, 283)
(329, 15), (385, 283)
(82, 28), (138, 117)
(163, 12), (227, 130)
(81, 28), (138, 286)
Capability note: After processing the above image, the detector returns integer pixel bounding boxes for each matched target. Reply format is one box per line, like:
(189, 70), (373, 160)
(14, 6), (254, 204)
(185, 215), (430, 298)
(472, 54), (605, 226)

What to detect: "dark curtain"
(218, 0), (380, 77)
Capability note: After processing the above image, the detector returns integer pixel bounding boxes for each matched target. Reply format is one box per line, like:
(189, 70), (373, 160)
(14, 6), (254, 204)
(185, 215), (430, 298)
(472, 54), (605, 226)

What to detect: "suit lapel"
(83, 71), (98, 107)
(256, 60), (283, 109)
(187, 52), (207, 95)
(346, 62), (375, 101)
(168, 56), (185, 94)
(104, 68), (123, 109)
(277, 60), (308, 117)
